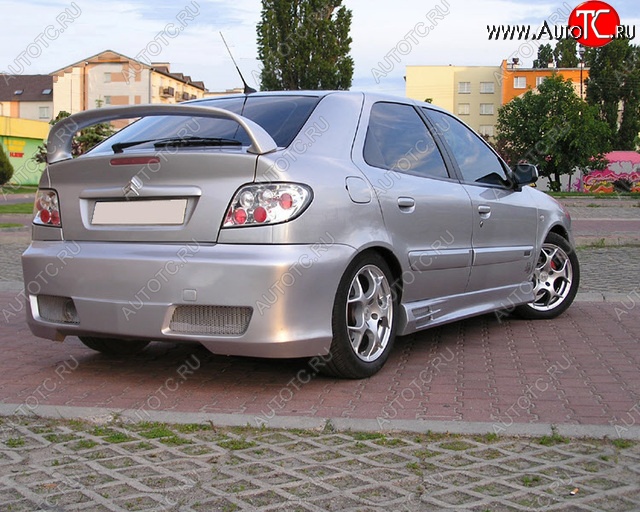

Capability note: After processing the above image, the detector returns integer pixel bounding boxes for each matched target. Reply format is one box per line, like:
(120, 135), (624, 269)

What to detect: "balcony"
(160, 87), (174, 98)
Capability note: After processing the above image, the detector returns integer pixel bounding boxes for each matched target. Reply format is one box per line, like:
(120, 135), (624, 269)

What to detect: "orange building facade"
(500, 60), (589, 104)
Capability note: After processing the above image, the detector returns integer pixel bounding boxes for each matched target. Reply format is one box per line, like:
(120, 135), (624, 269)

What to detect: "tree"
(0, 143), (14, 186)
(34, 105), (115, 164)
(533, 44), (554, 68)
(553, 39), (578, 68)
(257, 0), (354, 90)
(496, 74), (611, 191)
(585, 40), (640, 150)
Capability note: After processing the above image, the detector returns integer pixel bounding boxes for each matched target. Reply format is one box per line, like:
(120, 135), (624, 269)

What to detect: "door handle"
(398, 197), (415, 208)
(478, 205), (491, 214)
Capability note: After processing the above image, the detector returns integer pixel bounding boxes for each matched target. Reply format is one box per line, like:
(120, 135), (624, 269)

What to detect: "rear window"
(89, 95), (321, 154)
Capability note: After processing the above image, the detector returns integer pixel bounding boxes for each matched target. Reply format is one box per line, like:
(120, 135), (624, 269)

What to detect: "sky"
(1, 0), (638, 97)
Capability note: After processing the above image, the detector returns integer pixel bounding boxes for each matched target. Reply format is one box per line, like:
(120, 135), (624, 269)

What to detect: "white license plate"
(92, 199), (188, 225)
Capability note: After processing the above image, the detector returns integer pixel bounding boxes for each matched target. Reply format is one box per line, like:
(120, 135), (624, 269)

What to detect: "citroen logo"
(123, 176), (143, 199)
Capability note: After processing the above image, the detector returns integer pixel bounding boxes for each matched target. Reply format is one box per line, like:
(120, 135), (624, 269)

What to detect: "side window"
(425, 109), (509, 186)
(364, 102), (449, 179)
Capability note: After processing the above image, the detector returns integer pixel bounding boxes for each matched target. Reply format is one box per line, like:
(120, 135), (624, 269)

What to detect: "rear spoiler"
(47, 104), (278, 164)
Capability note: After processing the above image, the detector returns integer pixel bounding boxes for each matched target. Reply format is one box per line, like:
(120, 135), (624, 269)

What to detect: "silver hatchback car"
(22, 91), (579, 378)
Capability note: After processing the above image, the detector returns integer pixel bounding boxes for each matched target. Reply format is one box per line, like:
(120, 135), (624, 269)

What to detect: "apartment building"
(406, 65), (501, 138)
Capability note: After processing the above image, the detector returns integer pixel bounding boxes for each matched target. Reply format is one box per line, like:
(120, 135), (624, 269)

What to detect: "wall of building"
(0, 116), (48, 185)
(16, 101), (54, 122)
(150, 73), (205, 104)
(500, 61), (588, 103)
(52, 67), (84, 116)
(406, 65), (501, 136)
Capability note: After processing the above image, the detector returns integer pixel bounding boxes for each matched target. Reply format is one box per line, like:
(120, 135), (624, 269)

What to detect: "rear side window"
(90, 95), (321, 154)
(364, 102), (449, 179)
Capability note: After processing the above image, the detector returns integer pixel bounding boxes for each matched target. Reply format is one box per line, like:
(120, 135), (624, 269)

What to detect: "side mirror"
(513, 163), (539, 187)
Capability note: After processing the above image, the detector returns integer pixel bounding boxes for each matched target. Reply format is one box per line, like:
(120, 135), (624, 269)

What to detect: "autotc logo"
(568, 1), (626, 47)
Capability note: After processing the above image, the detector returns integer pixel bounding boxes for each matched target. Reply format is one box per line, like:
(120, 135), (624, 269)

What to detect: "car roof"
(188, 90), (449, 114)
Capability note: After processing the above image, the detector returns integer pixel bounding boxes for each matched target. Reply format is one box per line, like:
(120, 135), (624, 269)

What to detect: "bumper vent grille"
(37, 295), (79, 324)
(169, 305), (252, 336)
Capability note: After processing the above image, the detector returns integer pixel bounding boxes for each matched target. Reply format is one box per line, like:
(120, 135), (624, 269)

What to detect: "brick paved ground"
(0, 196), (638, 510)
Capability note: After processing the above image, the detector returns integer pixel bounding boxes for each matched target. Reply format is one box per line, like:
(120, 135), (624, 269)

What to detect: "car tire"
(321, 253), (398, 379)
(79, 336), (150, 356)
(515, 232), (580, 320)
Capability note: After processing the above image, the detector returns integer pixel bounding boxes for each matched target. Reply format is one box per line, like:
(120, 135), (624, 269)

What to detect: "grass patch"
(4, 437), (25, 448)
(217, 438), (257, 451)
(0, 202), (32, 214)
(0, 223), (23, 229)
(521, 475), (542, 487)
(175, 423), (212, 434)
(538, 427), (569, 446)
(160, 435), (192, 446)
(439, 440), (474, 451)
(0, 185), (37, 195)
(473, 432), (499, 443)
(612, 439), (635, 449)
(139, 425), (176, 439)
(71, 439), (99, 450)
(351, 432), (385, 441)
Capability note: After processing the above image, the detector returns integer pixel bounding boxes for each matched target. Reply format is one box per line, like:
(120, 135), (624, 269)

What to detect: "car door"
(424, 109), (538, 294)
(351, 100), (474, 305)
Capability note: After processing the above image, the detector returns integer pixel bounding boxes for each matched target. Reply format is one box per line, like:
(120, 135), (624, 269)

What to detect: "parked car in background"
(22, 91), (579, 378)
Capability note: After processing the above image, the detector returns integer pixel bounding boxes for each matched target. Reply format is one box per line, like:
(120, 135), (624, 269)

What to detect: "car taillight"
(33, 189), (62, 227)
(223, 183), (312, 228)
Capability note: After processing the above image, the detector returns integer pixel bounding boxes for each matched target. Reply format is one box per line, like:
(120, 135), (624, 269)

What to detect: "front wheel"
(321, 253), (398, 379)
(515, 232), (580, 320)
(79, 336), (150, 356)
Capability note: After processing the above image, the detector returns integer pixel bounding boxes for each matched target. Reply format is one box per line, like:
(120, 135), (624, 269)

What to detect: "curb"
(2, 403), (639, 440)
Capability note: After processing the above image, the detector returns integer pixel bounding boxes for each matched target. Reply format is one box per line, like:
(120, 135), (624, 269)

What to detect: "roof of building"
(50, 50), (206, 91)
(0, 74), (53, 102)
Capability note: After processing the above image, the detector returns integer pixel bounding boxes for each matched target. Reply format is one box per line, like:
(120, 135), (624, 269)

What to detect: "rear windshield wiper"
(153, 137), (242, 148)
(112, 137), (242, 154)
(112, 139), (157, 153)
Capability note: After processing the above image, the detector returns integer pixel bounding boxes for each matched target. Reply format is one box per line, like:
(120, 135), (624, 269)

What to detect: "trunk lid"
(45, 149), (257, 243)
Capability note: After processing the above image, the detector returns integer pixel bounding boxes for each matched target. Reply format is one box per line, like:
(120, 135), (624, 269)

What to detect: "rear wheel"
(321, 253), (398, 379)
(79, 336), (150, 356)
(515, 232), (579, 319)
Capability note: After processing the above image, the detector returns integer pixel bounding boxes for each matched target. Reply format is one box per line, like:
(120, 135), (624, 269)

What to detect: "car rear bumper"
(21, 240), (355, 358)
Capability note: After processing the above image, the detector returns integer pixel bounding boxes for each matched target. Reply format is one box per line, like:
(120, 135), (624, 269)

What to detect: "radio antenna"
(220, 32), (257, 94)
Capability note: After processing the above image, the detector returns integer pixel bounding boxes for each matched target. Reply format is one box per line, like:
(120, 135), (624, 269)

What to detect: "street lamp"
(578, 45), (586, 99)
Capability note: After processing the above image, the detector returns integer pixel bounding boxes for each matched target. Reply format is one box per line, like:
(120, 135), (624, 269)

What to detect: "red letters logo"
(568, 1), (620, 47)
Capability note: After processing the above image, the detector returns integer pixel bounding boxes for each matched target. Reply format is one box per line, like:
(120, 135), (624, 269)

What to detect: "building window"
(514, 77), (526, 89)
(480, 82), (495, 94)
(104, 96), (111, 105)
(104, 72), (111, 83)
(458, 82), (471, 94)
(536, 76), (546, 87)
(479, 125), (495, 137)
(39, 106), (50, 119)
(458, 103), (470, 115)
(480, 103), (494, 115)
(42, 88), (52, 95)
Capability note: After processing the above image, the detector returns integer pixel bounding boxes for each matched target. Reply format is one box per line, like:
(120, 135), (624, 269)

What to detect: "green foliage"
(33, 103), (116, 164)
(496, 74), (611, 192)
(554, 38), (579, 68)
(0, 143), (14, 186)
(585, 40), (640, 150)
(533, 44), (554, 68)
(533, 40), (579, 69)
(257, 0), (354, 90)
